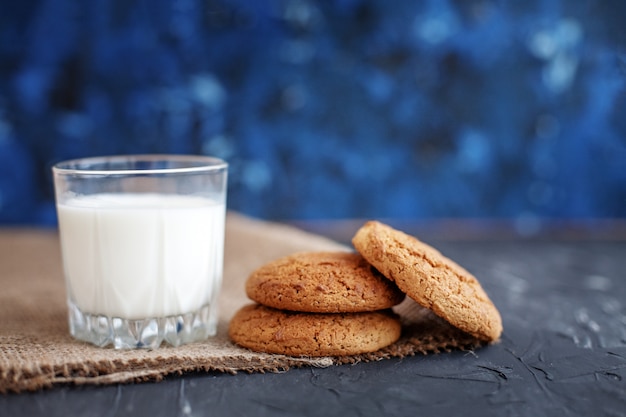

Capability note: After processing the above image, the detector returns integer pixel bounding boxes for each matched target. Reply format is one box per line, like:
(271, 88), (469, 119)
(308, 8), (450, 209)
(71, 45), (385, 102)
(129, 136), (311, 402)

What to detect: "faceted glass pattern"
(68, 300), (217, 349)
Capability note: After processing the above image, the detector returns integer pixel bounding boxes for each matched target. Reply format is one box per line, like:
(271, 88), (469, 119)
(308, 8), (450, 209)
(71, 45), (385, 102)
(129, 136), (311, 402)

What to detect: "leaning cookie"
(229, 304), (402, 357)
(352, 221), (502, 343)
(245, 251), (405, 313)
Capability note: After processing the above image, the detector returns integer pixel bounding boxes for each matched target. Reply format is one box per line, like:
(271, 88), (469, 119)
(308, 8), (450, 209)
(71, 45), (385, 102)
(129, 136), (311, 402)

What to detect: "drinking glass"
(52, 155), (228, 349)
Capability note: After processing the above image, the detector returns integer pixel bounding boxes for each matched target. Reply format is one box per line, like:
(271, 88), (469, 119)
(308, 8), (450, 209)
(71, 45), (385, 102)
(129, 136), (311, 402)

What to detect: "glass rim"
(52, 154), (228, 176)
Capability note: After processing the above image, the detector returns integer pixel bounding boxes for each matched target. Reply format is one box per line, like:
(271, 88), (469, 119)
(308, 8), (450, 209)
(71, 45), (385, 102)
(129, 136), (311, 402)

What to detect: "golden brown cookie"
(245, 251), (405, 313)
(352, 221), (502, 342)
(228, 304), (402, 356)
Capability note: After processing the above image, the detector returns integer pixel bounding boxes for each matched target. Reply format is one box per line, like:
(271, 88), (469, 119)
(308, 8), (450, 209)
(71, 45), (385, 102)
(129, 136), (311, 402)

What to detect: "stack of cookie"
(229, 220), (502, 357)
(228, 251), (406, 356)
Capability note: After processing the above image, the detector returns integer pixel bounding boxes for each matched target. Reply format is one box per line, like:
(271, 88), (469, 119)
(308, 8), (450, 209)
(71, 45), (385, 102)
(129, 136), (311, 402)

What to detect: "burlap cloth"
(0, 212), (481, 393)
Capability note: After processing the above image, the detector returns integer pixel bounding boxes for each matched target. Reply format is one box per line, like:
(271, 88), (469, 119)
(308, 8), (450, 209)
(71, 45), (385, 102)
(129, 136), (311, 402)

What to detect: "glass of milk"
(52, 155), (228, 349)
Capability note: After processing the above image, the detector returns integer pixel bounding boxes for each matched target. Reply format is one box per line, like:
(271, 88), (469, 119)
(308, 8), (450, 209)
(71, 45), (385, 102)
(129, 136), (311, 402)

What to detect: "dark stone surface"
(2, 239), (625, 416)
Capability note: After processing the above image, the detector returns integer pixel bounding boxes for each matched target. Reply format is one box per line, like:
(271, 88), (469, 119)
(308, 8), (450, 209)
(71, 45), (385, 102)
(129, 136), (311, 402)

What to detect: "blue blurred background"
(1, 0), (625, 227)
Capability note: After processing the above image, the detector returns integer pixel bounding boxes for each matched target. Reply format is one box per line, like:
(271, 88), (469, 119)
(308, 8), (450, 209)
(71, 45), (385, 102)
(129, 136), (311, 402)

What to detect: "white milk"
(57, 193), (225, 320)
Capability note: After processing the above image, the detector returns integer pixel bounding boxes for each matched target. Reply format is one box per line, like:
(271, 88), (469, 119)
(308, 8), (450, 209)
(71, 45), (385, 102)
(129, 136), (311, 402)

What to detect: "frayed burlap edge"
(1, 338), (485, 395)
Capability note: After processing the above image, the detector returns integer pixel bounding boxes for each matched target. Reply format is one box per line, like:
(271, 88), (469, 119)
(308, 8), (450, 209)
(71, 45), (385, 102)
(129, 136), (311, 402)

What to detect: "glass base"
(68, 300), (218, 349)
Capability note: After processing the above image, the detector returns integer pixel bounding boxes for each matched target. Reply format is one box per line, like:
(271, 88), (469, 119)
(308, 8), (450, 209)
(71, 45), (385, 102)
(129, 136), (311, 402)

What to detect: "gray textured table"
(1, 228), (625, 416)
